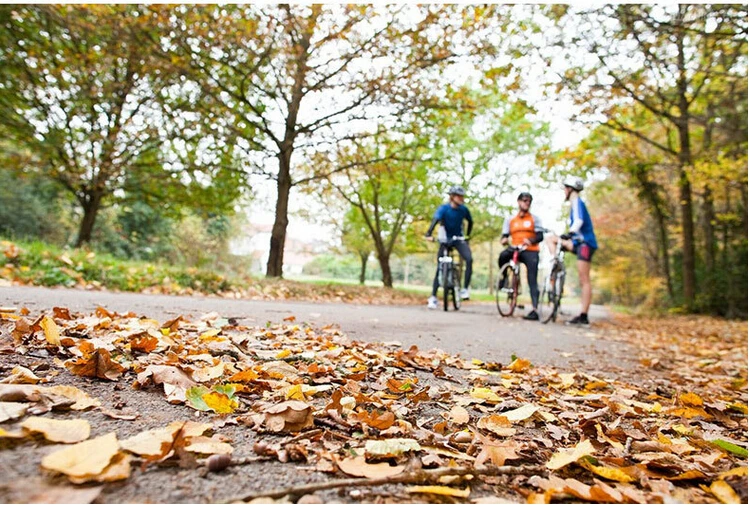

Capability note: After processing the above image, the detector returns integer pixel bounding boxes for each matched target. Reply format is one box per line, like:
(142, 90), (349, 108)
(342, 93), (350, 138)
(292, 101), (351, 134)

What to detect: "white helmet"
(562, 176), (584, 192)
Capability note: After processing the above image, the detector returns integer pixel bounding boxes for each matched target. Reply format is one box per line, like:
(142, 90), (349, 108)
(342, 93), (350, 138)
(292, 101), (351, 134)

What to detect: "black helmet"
(517, 192), (533, 202)
(448, 185), (466, 196)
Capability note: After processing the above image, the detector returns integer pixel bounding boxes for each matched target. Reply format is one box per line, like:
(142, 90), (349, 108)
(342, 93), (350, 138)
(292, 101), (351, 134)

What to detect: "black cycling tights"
(431, 241), (473, 296)
(498, 249), (539, 309)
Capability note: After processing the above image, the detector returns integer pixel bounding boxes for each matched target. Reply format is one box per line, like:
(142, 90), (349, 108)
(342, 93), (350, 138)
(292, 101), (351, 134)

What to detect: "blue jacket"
(427, 203), (473, 238)
(568, 196), (597, 249)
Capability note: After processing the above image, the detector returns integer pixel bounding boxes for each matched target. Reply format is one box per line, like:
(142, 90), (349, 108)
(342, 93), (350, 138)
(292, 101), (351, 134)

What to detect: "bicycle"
(538, 231), (567, 324)
(495, 244), (528, 317)
(438, 235), (465, 311)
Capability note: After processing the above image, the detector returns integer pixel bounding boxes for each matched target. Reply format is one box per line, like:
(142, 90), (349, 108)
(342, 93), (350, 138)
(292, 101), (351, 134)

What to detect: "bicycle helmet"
(448, 185), (466, 196)
(562, 176), (584, 191)
(517, 191), (533, 201)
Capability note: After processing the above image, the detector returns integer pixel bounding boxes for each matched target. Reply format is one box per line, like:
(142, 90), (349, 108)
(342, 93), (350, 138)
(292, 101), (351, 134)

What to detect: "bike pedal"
(517, 304), (525, 309)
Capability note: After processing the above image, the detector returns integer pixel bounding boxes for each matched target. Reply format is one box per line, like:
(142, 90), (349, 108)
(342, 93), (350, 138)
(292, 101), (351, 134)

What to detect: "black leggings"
(431, 241), (473, 296)
(498, 249), (539, 309)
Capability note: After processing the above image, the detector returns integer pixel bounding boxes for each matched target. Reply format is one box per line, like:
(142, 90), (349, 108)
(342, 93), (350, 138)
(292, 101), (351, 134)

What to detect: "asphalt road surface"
(0, 286), (633, 371)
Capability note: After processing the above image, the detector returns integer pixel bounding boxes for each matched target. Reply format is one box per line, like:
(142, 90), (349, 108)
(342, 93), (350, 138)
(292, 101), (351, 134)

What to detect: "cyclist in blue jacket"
(424, 185), (473, 309)
(547, 176), (598, 325)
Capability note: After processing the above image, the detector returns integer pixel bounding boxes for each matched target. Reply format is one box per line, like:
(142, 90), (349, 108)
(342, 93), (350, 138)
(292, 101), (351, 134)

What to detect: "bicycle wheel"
(539, 266), (559, 324)
(442, 263), (451, 311)
(495, 263), (517, 317)
(452, 267), (462, 310)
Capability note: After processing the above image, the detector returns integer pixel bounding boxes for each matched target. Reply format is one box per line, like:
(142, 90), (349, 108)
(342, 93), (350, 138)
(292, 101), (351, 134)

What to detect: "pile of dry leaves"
(0, 306), (746, 503)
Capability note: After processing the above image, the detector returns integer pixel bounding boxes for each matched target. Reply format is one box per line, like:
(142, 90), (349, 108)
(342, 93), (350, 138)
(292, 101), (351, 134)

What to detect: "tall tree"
(157, 4), (502, 277)
(547, 4), (747, 308)
(0, 5), (242, 246)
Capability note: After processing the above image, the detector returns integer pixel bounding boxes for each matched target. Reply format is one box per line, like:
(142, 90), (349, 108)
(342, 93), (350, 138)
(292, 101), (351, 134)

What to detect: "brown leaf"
(264, 401), (314, 432)
(0, 401), (28, 423)
(334, 455), (405, 479)
(449, 406), (470, 425)
(475, 438), (521, 467)
(65, 348), (126, 381)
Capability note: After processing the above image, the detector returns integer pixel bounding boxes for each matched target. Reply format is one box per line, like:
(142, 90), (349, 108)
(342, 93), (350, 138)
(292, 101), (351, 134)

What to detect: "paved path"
(0, 286), (634, 370)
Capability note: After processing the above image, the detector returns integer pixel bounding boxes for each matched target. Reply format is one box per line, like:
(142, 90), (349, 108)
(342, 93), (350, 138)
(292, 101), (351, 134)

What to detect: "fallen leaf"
(120, 422), (184, 458)
(0, 365), (43, 384)
(0, 477), (103, 503)
(41, 432), (120, 479)
(679, 392), (704, 406)
(508, 357), (531, 372)
(335, 455), (404, 479)
(65, 348), (126, 381)
(39, 315), (61, 346)
(711, 439), (748, 458)
(407, 485), (471, 498)
(365, 438), (421, 458)
(477, 414), (516, 437)
(476, 439), (521, 467)
(449, 405), (470, 424)
(21, 416), (91, 443)
(710, 480), (741, 504)
(546, 439), (596, 470)
(70, 451), (131, 484)
(0, 401), (28, 422)
(502, 403), (538, 422)
(470, 387), (501, 403)
(183, 436), (233, 455)
(579, 459), (635, 483)
(352, 409), (396, 430)
(43, 385), (101, 410)
(264, 401), (314, 432)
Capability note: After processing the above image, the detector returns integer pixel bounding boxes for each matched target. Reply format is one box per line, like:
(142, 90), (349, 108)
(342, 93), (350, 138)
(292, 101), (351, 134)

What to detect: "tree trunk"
(678, 166), (696, 307)
(702, 186), (716, 274)
(377, 251), (393, 288)
(358, 251), (369, 285)
(75, 192), (103, 247)
(266, 153), (292, 278)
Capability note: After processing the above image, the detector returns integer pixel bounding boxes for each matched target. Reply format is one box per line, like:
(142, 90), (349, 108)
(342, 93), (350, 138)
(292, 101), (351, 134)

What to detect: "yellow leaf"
(276, 349), (292, 359)
(546, 440), (596, 470)
(407, 485), (471, 498)
(579, 459), (635, 483)
(679, 392), (703, 406)
(285, 384), (306, 401)
(470, 387), (501, 403)
(21, 416), (90, 443)
(203, 392), (238, 414)
(718, 467), (748, 479)
(41, 432), (120, 478)
(507, 357), (531, 372)
(667, 406), (710, 419)
(199, 328), (221, 340)
(228, 369), (259, 383)
(710, 480), (741, 504)
(40, 316), (61, 346)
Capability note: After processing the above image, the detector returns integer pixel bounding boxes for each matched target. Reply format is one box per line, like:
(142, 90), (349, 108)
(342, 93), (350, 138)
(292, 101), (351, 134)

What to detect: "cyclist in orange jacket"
(498, 192), (544, 321)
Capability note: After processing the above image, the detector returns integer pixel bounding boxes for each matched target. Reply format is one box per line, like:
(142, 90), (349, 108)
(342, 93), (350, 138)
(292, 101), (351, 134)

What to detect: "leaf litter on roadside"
(0, 307), (746, 503)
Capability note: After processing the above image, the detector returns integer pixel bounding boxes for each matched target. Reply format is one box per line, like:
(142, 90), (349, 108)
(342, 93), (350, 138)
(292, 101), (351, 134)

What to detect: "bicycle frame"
(539, 232), (566, 323)
(438, 236), (465, 311)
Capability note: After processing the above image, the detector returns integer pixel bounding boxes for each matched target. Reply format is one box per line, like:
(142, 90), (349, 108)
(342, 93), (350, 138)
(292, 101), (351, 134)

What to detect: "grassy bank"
(0, 240), (425, 305)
